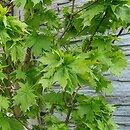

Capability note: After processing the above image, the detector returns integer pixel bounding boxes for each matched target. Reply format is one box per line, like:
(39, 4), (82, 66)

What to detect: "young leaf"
(27, 34), (51, 57)
(79, 4), (105, 27)
(13, 83), (37, 112)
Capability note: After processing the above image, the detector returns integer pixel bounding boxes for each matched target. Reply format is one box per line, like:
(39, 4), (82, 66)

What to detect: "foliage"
(0, 0), (129, 129)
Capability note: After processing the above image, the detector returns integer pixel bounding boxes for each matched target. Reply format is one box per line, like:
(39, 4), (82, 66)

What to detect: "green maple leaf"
(27, 34), (51, 57)
(10, 44), (25, 63)
(0, 95), (9, 111)
(0, 5), (7, 15)
(8, 118), (24, 130)
(77, 104), (92, 118)
(115, 5), (130, 23)
(0, 30), (10, 45)
(69, 58), (91, 74)
(39, 78), (50, 90)
(13, 83), (37, 112)
(8, 17), (27, 34)
(110, 50), (127, 76)
(79, 4), (105, 27)
(53, 67), (68, 89)
(15, 69), (26, 81)
(44, 92), (64, 105)
(40, 51), (62, 67)
(0, 116), (23, 130)
(0, 116), (10, 130)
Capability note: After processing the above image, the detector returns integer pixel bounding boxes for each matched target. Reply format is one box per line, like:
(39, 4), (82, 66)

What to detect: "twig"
(5, 57), (12, 98)
(23, 48), (31, 71)
(59, 21), (71, 40)
(112, 27), (124, 44)
(63, 91), (67, 106)
(59, 0), (97, 40)
(71, 0), (75, 18)
(57, 1), (71, 6)
(59, 0), (75, 40)
(37, 99), (43, 130)
(3, 48), (22, 119)
(83, 11), (108, 52)
(65, 88), (79, 124)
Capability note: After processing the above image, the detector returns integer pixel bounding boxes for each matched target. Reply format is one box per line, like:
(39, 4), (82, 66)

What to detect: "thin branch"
(59, 0), (75, 40)
(23, 48), (31, 71)
(83, 11), (108, 52)
(65, 88), (79, 124)
(73, 0), (97, 16)
(63, 91), (67, 106)
(75, 26), (88, 37)
(37, 99), (43, 130)
(59, 0), (97, 40)
(5, 56), (12, 98)
(57, 1), (71, 6)
(112, 27), (124, 44)
(59, 21), (71, 40)
(3, 48), (22, 119)
(71, 0), (75, 18)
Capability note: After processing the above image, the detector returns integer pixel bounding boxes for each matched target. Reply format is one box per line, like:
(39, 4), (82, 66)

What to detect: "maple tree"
(0, 0), (129, 129)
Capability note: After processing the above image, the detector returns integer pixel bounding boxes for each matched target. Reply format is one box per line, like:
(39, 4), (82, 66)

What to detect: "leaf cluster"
(0, 0), (129, 129)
